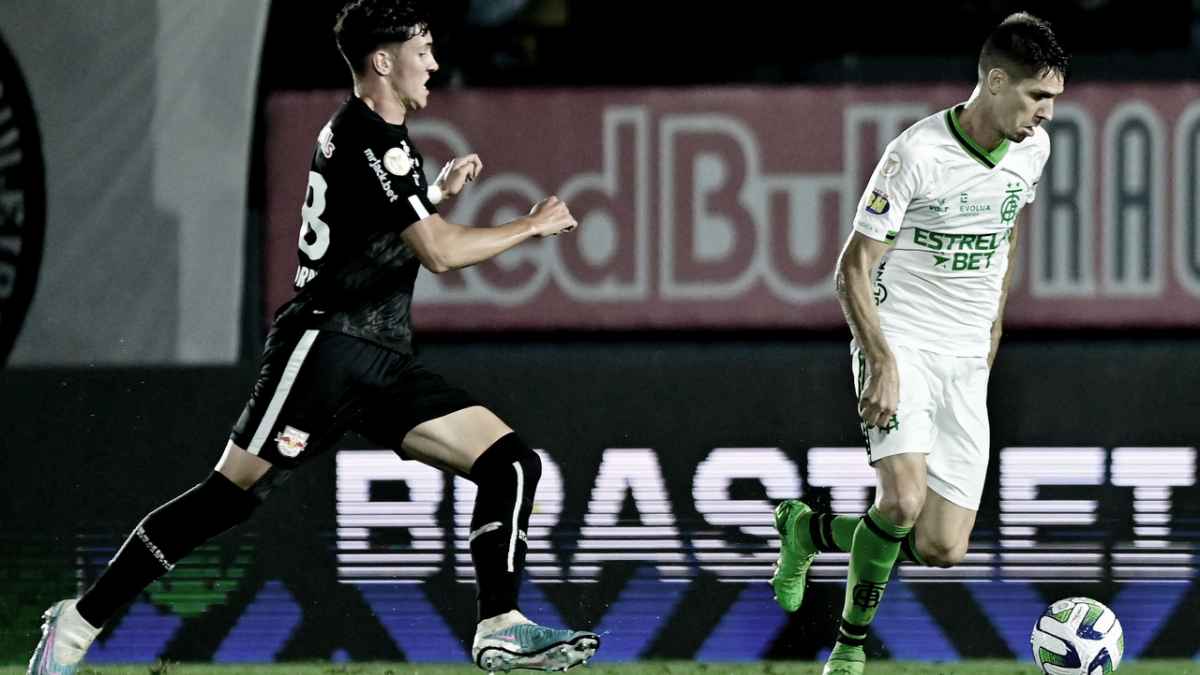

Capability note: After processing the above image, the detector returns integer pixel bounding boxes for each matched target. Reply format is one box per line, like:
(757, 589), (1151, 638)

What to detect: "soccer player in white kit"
(770, 13), (1068, 675)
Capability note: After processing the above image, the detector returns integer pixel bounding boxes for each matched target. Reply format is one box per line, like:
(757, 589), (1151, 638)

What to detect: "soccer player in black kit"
(29, 1), (600, 673)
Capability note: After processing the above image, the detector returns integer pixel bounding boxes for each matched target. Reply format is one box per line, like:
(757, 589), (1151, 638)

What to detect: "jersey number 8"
(299, 171), (331, 261)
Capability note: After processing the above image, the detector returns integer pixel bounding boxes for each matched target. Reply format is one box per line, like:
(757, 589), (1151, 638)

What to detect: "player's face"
(998, 69), (1064, 142)
(388, 31), (438, 112)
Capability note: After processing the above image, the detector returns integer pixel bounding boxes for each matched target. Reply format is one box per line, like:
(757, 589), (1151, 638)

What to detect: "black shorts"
(230, 328), (477, 468)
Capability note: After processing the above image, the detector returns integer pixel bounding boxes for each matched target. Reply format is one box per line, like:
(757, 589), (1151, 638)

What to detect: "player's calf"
(466, 433), (542, 622)
(913, 536), (967, 568)
(465, 435), (602, 671)
(775, 505), (942, 572)
(31, 471), (263, 674)
(73, 471), (261, 629)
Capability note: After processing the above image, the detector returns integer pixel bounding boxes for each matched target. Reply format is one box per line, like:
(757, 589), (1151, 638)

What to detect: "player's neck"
(355, 82), (408, 126)
(957, 102), (1004, 152)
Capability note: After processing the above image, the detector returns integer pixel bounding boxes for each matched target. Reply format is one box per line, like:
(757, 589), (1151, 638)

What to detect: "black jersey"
(273, 97), (438, 353)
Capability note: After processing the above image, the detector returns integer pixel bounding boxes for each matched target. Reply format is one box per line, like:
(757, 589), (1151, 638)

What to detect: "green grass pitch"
(4, 661), (1200, 675)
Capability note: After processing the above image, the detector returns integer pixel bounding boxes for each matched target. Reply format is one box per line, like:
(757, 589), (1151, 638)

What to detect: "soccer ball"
(1031, 597), (1124, 675)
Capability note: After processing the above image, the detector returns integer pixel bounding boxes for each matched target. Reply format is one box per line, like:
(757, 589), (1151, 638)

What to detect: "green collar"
(946, 105), (1009, 169)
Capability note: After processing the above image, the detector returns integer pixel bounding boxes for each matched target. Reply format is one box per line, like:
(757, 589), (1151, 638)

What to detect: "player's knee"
(877, 492), (925, 527)
(920, 539), (967, 568)
(467, 433), (541, 542)
(215, 442), (274, 490)
(468, 432), (541, 493)
(516, 440), (542, 488)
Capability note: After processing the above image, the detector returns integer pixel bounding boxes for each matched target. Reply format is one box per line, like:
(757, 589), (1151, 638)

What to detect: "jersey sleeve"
(354, 134), (439, 230)
(852, 138), (924, 243)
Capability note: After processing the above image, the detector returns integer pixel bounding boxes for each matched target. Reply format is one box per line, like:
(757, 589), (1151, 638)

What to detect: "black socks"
(75, 472), (260, 627)
(466, 433), (542, 622)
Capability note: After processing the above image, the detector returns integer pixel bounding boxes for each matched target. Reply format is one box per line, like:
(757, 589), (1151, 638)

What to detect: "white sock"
(52, 600), (102, 665)
(475, 609), (531, 637)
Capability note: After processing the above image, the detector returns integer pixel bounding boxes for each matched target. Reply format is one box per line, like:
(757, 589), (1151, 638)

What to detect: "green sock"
(825, 514), (926, 566)
(837, 505), (911, 645)
(830, 515), (858, 551)
(806, 512), (866, 553)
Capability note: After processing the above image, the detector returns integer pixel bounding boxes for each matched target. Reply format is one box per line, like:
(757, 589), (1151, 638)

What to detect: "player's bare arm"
(988, 220), (1019, 368)
(402, 195), (578, 273)
(835, 231), (898, 429)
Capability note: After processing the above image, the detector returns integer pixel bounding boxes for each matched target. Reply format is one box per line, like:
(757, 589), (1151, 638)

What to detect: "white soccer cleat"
(27, 599), (101, 675)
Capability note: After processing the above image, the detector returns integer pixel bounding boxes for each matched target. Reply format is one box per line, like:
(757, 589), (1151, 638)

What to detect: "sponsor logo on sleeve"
(864, 189), (890, 215)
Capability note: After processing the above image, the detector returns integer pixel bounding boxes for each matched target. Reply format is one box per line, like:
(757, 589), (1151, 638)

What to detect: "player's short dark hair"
(334, 0), (433, 75)
(978, 12), (1069, 82)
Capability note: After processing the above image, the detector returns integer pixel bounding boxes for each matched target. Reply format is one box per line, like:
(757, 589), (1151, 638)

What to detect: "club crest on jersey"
(1000, 182), (1023, 224)
(275, 426), (310, 458)
(383, 145), (413, 176)
(864, 189), (890, 215)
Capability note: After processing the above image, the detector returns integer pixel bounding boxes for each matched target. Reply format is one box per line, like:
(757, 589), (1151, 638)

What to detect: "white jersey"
(852, 105), (1050, 357)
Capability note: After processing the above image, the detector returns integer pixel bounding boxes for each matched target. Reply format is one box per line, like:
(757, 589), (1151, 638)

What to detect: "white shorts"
(850, 343), (991, 510)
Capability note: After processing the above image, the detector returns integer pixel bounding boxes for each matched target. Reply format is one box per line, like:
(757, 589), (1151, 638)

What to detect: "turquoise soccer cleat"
(472, 621), (600, 673)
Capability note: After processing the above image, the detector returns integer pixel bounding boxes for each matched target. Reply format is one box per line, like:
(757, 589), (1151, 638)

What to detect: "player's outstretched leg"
(466, 433), (599, 672)
(822, 505), (911, 675)
(28, 472), (260, 674)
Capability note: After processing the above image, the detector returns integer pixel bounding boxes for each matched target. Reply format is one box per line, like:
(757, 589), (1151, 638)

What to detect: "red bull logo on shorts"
(275, 426), (310, 458)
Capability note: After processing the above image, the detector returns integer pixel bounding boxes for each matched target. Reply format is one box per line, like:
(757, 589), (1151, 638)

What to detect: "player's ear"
(986, 67), (1008, 95)
(369, 48), (392, 76)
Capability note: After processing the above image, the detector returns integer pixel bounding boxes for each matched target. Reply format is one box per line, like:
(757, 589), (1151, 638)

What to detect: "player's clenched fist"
(528, 196), (578, 237)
